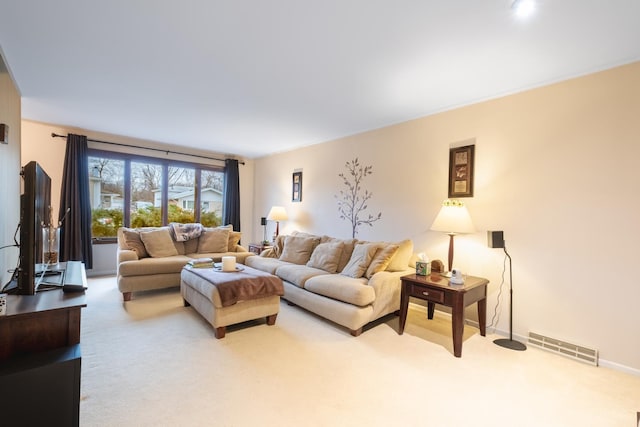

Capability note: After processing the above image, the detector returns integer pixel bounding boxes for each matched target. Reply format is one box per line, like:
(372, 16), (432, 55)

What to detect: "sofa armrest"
(367, 269), (412, 319)
(118, 248), (139, 264)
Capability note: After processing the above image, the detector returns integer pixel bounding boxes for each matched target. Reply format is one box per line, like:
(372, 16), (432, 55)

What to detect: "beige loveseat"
(117, 225), (253, 301)
(245, 231), (414, 336)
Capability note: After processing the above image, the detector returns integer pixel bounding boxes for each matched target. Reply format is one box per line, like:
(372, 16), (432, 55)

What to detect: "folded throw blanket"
(184, 266), (284, 307)
(170, 222), (203, 242)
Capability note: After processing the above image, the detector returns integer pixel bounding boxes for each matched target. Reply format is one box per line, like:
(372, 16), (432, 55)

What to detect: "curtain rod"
(51, 133), (244, 165)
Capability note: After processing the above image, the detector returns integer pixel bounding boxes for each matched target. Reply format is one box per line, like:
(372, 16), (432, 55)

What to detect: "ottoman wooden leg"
(122, 292), (132, 301)
(266, 313), (278, 326)
(183, 298), (190, 307)
(214, 326), (226, 339)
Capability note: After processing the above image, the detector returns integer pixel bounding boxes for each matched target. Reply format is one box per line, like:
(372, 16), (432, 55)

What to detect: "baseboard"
(409, 303), (640, 377)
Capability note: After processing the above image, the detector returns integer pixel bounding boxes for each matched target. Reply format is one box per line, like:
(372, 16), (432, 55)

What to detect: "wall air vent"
(528, 332), (599, 366)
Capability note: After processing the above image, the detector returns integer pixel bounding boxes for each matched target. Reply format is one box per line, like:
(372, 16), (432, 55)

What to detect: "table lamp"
(267, 206), (288, 240)
(430, 199), (475, 273)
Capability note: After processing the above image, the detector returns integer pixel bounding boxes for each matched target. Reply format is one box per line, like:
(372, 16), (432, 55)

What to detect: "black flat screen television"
(16, 161), (52, 295)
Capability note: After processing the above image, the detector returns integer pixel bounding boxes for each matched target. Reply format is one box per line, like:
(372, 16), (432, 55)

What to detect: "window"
(88, 150), (225, 239)
(89, 158), (124, 239)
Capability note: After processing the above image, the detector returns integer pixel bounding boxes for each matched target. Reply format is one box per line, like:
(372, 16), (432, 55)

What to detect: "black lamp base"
(494, 338), (527, 351)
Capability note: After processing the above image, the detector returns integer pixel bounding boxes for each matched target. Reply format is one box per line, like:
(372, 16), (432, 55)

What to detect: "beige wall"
(0, 52), (22, 287)
(253, 62), (640, 372)
(21, 120), (256, 276)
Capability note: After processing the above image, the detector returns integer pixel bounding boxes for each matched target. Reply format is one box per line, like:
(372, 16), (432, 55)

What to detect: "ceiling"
(1, 1), (639, 159)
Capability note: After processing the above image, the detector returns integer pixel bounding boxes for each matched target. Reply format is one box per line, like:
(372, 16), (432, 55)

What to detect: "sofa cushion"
(245, 256), (292, 275)
(366, 244), (399, 279)
(274, 264), (329, 288)
(306, 241), (344, 273)
(305, 274), (374, 307)
(386, 239), (414, 271)
(279, 235), (320, 264)
(340, 243), (379, 278)
(122, 229), (149, 259)
(118, 255), (191, 276)
(197, 228), (230, 253)
(139, 228), (179, 257)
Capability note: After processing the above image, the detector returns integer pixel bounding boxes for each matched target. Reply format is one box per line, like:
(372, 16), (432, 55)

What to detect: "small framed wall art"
(292, 171), (302, 202)
(448, 144), (475, 198)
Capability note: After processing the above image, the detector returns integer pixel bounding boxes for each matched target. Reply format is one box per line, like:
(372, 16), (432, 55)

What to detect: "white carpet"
(80, 276), (640, 426)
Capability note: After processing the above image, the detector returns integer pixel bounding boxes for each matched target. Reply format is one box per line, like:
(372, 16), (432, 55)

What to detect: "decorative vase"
(42, 226), (60, 265)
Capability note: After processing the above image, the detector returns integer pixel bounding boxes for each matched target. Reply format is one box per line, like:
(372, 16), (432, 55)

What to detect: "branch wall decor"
(335, 158), (382, 238)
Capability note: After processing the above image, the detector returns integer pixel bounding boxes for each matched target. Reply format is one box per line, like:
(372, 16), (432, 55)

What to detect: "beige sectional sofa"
(117, 225), (253, 301)
(245, 231), (414, 336)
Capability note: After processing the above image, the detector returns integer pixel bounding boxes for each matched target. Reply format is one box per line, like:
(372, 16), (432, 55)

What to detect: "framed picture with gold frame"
(448, 144), (474, 198)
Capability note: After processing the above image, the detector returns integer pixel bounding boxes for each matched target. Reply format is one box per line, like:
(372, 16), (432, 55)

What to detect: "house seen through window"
(89, 150), (225, 239)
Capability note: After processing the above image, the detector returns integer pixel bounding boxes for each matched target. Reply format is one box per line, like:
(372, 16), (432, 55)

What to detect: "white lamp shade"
(267, 206), (288, 222)
(430, 199), (475, 234)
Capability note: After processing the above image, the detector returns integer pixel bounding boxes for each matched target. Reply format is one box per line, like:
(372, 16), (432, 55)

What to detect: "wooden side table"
(248, 243), (272, 255)
(398, 273), (489, 357)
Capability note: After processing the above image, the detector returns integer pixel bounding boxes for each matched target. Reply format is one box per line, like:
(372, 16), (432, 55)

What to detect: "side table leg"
(478, 298), (487, 337)
(427, 302), (435, 319)
(398, 282), (408, 335)
(452, 295), (464, 357)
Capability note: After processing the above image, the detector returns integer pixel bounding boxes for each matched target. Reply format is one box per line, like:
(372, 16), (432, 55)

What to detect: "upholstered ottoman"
(180, 264), (284, 338)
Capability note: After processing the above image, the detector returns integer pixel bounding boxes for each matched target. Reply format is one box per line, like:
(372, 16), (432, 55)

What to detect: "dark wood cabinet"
(0, 345), (81, 427)
(0, 263), (87, 426)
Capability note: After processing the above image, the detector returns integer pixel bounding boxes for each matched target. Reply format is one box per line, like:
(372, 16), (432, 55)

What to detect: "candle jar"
(221, 256), (236, 272)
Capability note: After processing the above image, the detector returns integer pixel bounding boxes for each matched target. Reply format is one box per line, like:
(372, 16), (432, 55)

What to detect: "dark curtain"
(59, 134), (93, 268)
(223, 159), (241, 231)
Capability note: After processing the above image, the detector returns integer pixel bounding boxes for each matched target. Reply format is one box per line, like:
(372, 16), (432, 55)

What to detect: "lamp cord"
(488, 247), (509, 331)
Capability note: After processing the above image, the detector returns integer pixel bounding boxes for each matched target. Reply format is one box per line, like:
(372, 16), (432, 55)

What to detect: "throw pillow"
(340, 243), (379, 278)
(386, 239), (414, 271)
(279, 235), (319, 264)
(365, 244), (399, 278)
(227, 231), (242, 252)
(122, 229), (149, 259)
(306, 241), (345, 273)
(321, 236), (357, 273)
(272, 234), (286, 258)
(197, 228), (231, 253)
(139, 228), (179, 258)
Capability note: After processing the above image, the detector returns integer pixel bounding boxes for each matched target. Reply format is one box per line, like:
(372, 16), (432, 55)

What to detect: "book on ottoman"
(187, 257), (213, 268)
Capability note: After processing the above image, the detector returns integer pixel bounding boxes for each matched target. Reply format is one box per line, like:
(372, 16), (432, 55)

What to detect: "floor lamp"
(430, 199), (475, 274)
(488, 230), (526, 351)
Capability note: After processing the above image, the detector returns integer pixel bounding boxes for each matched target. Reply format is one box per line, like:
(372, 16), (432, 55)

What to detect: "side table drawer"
(409, 284), (445, 304)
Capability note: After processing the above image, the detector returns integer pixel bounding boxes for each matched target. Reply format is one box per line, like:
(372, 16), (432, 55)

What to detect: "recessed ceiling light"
(512, 0), (536, 18)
